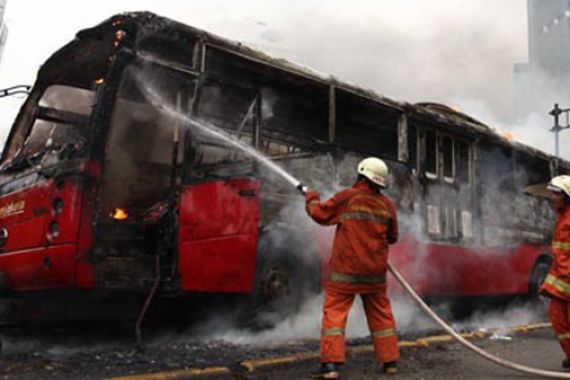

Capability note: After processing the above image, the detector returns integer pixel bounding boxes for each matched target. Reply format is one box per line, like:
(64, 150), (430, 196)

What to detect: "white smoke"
(104, 4), (552, 346)
(452, 301), (546, 333)
(450, 98), (565, 159)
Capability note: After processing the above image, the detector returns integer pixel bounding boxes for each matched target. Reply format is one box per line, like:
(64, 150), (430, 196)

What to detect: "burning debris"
(110, 208), (128, 221)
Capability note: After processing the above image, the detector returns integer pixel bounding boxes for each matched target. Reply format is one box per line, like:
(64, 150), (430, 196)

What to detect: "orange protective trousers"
(549, 297), (570, 358)
(320, 286), (399, 364)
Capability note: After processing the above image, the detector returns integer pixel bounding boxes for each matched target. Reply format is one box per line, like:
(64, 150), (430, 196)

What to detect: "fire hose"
(295, 182), (570, 377)
(387, 261), (570, 379)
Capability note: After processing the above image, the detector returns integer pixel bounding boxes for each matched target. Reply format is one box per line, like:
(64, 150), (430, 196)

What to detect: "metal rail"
(0, 85), (31, 98)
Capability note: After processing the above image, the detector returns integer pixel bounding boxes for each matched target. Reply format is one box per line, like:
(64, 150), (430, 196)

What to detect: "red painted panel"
(388, 237), (545, 296)
(74, 261), (94, 289)
(311, 226), (544, 297)
(0, 169), (94, 291)
(180, 235), (257, 292)
(49, 177), (84, 244)
(0, 244), (77, 291)
(0, 179), (53, 251)
(178, 178), (260, 293)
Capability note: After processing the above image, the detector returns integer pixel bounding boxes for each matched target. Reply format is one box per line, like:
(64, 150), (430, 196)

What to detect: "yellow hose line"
(106, 366), (231, 380)
(242, 352), (319, 372)
(388, 261), (570, 379)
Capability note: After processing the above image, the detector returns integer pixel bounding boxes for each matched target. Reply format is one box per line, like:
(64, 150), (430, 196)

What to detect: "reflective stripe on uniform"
(553, 241), (570, 251)
(340, 212), (390, 225)
(322, 327), (345, 337)
(545, 274), (570, 295)
(559, 332), (570, 341)
(371, 328), (396, 338)
(329, 271), (386, 285)
(348, 205), (391, 218)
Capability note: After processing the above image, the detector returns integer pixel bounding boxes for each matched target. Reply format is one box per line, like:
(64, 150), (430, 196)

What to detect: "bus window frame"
(513, 149), (552, 189)
(455, 138), (472, 186)
(441, 133), (455, 184)
(424, 129), (438, 179)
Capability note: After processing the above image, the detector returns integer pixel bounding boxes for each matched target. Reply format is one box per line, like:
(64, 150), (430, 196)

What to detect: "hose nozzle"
(296, 182), (308, 195)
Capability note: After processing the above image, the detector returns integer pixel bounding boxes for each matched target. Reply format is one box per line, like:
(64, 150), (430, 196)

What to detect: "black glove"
(296, 183), (308, 195)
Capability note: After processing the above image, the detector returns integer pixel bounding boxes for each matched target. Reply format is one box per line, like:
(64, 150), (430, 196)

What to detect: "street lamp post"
(549, 103), (570, 157)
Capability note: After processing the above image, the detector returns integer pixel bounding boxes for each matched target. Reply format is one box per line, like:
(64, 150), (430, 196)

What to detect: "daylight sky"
(2, 1), (560, 157)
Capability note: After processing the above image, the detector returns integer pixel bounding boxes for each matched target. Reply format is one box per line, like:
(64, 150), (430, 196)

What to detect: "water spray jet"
(134, 71), (302, 189)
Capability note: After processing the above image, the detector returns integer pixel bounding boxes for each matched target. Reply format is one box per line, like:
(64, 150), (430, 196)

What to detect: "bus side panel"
(0, 245), (76, 291)
(178, 179), (260, 293)
(179, 235), (258, 292)
(463, 243), (545, 295)
(0, 176), (85, 291)
(390, 238), (544, 296)
(0, 181), (52, 251)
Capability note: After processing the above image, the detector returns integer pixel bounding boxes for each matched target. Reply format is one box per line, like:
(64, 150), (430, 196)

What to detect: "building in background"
(514, 0), (570, 121)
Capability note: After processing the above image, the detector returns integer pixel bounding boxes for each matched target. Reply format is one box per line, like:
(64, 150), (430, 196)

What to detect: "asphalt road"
(0, 323), (563, 379)
(249, 329), (569, 380)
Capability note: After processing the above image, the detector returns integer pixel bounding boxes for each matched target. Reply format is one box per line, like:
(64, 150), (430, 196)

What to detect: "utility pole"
(549, 103), (570, 157)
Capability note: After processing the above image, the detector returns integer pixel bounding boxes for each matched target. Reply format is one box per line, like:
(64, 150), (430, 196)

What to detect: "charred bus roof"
(45, 11), (565, 166)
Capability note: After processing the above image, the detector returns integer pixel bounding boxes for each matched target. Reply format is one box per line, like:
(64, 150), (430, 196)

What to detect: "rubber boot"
(383, 361), (398, 375)
(310, 363), (340, 379)
(562, 358), (570, 369)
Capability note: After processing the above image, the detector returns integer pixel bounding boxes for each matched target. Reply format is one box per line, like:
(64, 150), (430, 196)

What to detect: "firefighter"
(302, 157), (399, 379)
(540, 175), (570, 369)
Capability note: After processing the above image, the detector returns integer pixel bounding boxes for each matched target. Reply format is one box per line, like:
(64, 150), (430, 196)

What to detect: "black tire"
(528, 259), (551, 296)
(246, 229), (321, 329)
(255, 255), (304, 316)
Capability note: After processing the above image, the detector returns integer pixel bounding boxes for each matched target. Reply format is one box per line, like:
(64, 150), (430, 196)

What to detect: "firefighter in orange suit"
(540, 175), (570, 369)
(303, 157), (399, 379)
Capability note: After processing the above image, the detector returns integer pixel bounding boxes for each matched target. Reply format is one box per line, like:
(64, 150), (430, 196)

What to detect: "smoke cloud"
(0, 0), (540, 158)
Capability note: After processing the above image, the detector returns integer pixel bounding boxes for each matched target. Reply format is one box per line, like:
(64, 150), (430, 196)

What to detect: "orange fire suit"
(305, 180), (399, 364)
(541, 205), (570, 358)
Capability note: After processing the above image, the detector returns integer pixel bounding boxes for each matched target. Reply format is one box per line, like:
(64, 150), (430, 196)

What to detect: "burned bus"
(0, 12), (565, 323)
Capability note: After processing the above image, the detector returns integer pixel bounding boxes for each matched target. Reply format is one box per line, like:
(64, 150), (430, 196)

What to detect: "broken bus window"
(425, 130), (437, 178)
(442, 135), (454, 181)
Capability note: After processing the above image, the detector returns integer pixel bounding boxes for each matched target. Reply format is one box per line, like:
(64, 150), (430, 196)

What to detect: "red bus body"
(0, 13), (566, 320)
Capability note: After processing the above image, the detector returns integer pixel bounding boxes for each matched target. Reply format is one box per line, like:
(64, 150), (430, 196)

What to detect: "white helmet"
(547, 175), (570, 198)
(357, 157), (389, 188)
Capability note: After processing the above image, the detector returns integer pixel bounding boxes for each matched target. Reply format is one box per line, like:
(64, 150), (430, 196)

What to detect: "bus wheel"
(247, 252), (319, 329)
(258, 257), (300, 313)
(528, 259), (550, 296)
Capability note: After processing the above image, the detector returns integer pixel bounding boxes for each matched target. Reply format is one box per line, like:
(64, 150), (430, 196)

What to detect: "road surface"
(249, 328), (568, 380)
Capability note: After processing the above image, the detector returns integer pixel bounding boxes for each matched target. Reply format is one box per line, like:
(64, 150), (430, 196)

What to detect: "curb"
(105, 322), (552, 379)
(241, 322), (551, 372)
(106, 367), (231, 380)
